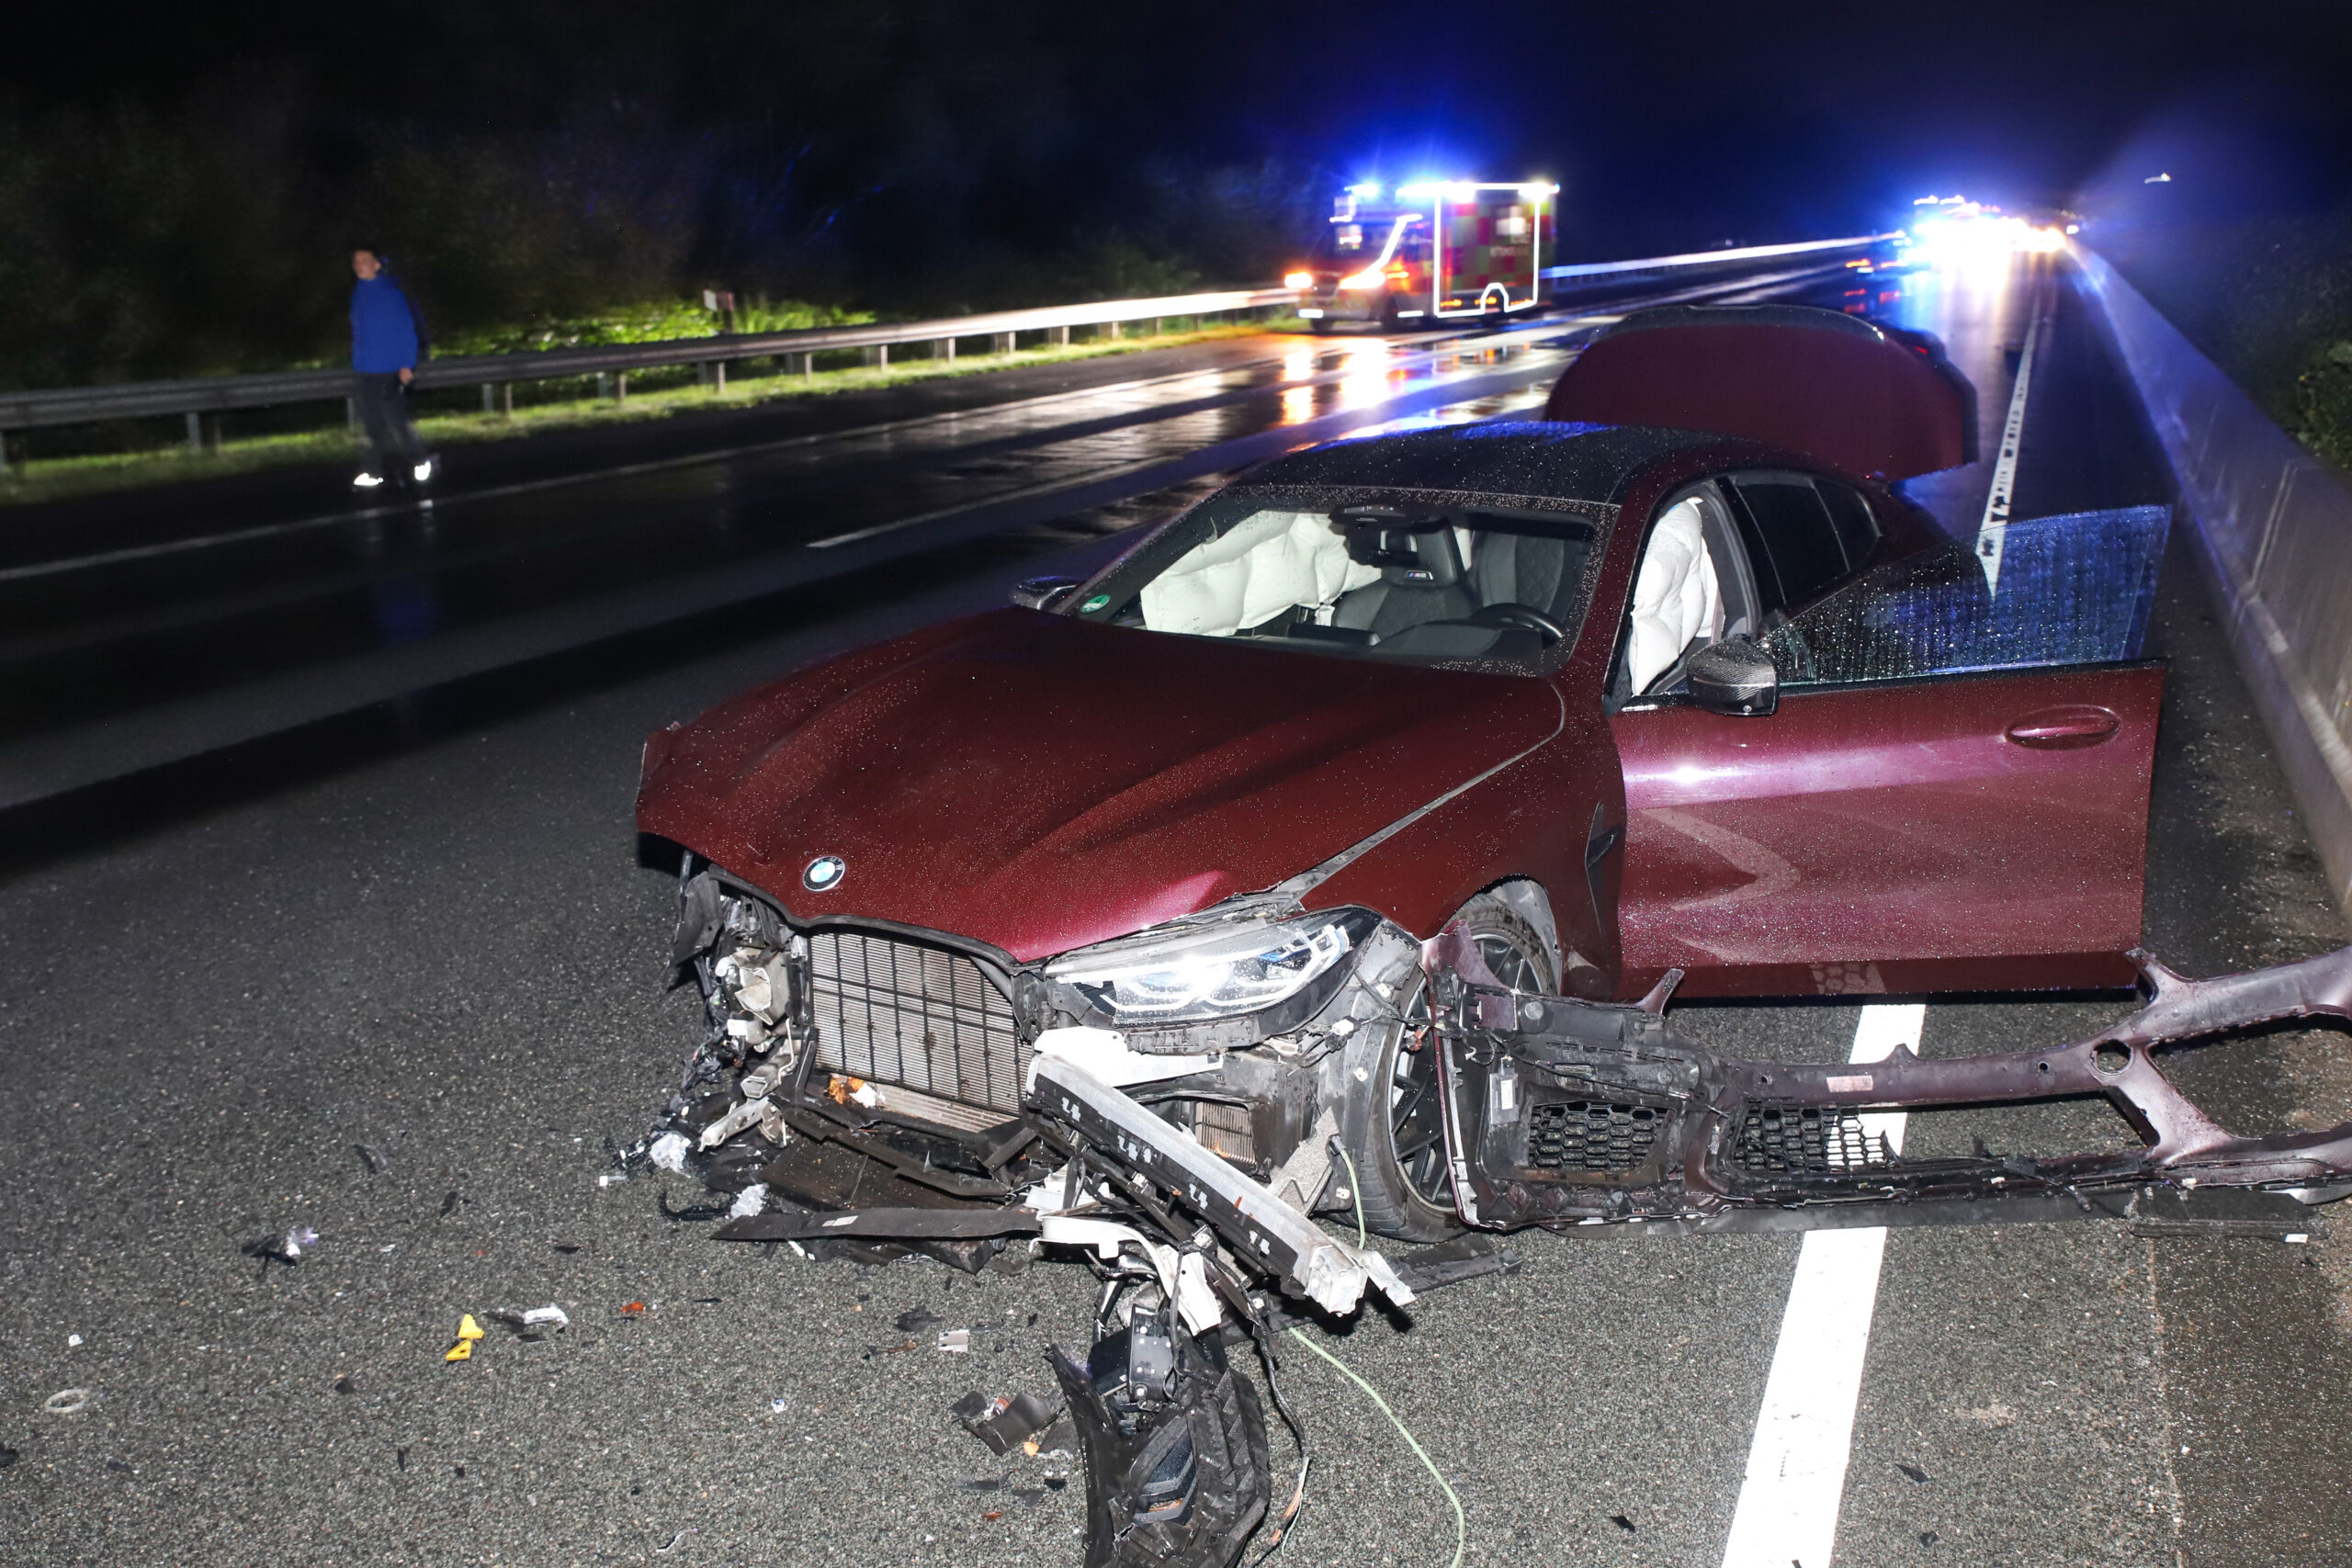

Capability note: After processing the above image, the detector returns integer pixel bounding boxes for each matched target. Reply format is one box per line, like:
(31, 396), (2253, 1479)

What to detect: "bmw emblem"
(802, 854), (846, 893)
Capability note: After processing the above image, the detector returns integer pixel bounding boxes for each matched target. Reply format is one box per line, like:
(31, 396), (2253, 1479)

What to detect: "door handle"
(2005, 705), (2120, 749)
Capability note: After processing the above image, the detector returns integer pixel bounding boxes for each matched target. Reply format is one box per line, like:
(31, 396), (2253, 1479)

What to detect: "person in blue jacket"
(349, 247), (435, 490)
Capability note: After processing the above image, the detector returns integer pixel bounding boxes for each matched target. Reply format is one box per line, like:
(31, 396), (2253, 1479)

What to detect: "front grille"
(807, 929), (1028, 1121)
(1527, 1100), (1663, 1173)
(1733, 1101), (1895, 1177)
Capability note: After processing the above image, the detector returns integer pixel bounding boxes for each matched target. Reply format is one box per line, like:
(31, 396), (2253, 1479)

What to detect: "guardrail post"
(715, 361), (727, 393)
(797, 353), (812, 378)
(346, 397), (357, 434)
(1051, 326), (1069, 346)
(938, 337), (956, 361)
(481, 385), (494, 415)
(1148, 318), (1161, 336)
(993, 333), (1015, 355)
(616, 371), (628, 404)
(0, 433), (9, 477)
(185, 411), (202, 455)
(596, 373), (610, 401)
(1102, 321), (1121, 341)
(501, 383), (514, 417)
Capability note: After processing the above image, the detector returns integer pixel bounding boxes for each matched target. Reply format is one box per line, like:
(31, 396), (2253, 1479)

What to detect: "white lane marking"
(0, 349), (1387, 587)
(1720, 1002), (1926, 1568)
(1973, 276), (2055, 593)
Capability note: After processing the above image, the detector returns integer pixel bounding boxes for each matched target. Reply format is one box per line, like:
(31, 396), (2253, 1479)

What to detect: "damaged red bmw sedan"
(637, 305), (2170, 1243)
(629, 306), (2352, 1566)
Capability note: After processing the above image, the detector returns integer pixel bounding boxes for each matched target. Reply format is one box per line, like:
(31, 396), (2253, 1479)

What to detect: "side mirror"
(1686, 635), (1779, 716)
(1010, 575), (1083, 612)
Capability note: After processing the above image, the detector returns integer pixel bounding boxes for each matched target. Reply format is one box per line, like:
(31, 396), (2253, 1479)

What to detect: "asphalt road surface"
(3, 253), (2348, 1568)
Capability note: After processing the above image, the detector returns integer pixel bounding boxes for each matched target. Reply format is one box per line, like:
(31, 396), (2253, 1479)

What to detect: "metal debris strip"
(1421, 928), (2352, 1235)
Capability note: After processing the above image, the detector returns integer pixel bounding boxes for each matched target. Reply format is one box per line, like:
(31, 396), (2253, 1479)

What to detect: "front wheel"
(1335, 895), (1556, 1242)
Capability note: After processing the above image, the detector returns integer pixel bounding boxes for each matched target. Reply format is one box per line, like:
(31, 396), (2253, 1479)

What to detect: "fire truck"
(1285, 180), (1557, 332)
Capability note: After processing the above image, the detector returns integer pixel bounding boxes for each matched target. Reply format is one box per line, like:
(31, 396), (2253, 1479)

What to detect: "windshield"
(1069, 487), (1606, 667)
(1310, 214), (1425, 265)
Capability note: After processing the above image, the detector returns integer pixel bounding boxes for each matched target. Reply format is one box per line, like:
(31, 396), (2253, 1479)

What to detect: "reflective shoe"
(353, 471), (385, 490)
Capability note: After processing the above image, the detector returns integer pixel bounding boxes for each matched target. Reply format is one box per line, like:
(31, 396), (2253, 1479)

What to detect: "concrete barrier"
(2075, 243), (2352, 908)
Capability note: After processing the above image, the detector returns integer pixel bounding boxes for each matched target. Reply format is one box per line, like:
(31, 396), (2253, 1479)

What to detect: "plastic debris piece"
(956, 1476), (1008, 1492)
(440, 1191), (462, 1216)
(619, 1301), (649, 1318)
(962, 1390), (1066, 1456)
(654, 1528), (695, 1553)
(727, 1183), (768, 1220)
(647, 1133), (692, 1174)
(66, 1334), (83, 1348)
(770, 1397), (789, 1414)
(1896, 1462), (1930, 1483)
(43, 1388), (92, 1415)
(896, 1307), (944, 1335)
(1610, 1514), (1635, 1532)
(597, 1172), (628, 1188)
(243, 1224), (319, 1268)
(937, 1328), (970, 1353)
(446, 1314), (486, 1361)
(488, 1304), (571, 1338)
(825, 1073), (880, 1108)
(981, 1510), (1003, 1522)
(334, 1376), (356, 1395)
(356, 1144), (391, 1175)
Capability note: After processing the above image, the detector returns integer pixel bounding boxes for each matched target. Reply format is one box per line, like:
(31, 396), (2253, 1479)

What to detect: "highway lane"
(2, 253), (2348, 1567)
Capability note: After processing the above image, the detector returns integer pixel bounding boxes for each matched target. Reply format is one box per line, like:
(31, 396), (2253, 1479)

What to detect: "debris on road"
(242, 1225), (319, 1269)
(42, 1389), (93, 1416)
(952, 1389), (1067, 1456)
(486, 1304), (571, 1338)
(647, 1132), (692, 1173)
(653, 1527), (695, 1553)
(334, 1376), (356, 1395)
(0, 1443), (19, 1469)
(1896, 1462), (1931, 1483)
(65, 1333), (82, 1348)
(619, 1301), (649, 1318)
(356, 1144), (391, 1175)
(937, 1328), (971, 1353)
(445, 1314), (486, 1362)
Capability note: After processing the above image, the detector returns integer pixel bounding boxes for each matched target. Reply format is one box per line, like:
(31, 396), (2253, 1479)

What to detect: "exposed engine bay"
(622, 863), (2352, 1568)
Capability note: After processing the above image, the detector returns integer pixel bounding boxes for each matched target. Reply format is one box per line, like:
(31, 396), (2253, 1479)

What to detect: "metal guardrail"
(1543, 233), (1896, 284)
(2075, 243), (2352, 909)
(0, 234), (1902, 455)
(0, 287), (1295, 446)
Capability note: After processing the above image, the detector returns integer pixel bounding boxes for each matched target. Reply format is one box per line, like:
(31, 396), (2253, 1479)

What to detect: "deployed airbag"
(1141, 512), (1380, 637)
(1624, 498), (1723, 692)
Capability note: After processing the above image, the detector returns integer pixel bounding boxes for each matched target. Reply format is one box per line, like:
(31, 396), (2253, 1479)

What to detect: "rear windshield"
(1069, 487), (1607, 669)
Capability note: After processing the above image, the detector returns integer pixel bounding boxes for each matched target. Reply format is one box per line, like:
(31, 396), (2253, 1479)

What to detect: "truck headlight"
(1046, 908), (1379, 1027)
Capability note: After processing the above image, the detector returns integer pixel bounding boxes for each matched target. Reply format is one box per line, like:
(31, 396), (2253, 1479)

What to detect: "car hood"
(637, 608), (1563, 961)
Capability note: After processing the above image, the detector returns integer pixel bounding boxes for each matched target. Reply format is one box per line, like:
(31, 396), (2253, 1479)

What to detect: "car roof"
(1237, 420), (1721, 508)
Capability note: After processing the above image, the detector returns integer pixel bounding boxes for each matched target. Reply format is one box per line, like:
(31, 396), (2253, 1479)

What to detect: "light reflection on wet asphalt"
(0, 331), (1569, 744)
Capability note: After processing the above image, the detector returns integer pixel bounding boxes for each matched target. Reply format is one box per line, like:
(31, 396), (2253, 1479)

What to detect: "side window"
(1732, 477), (1849, 611)
(1765, 505), (2171, 688)
(1819, 481), (1883, 570)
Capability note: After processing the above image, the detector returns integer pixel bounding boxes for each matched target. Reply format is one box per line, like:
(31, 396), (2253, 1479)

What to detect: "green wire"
(1332, 1143), (1365, 1247)
(1287, 1328), (1465, 1568)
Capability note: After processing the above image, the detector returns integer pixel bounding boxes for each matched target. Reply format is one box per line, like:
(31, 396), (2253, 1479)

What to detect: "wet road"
(2, 253), (2348, 1568)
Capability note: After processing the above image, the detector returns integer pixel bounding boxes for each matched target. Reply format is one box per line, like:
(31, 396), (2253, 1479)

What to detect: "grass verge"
(0, 320), (1279, 508)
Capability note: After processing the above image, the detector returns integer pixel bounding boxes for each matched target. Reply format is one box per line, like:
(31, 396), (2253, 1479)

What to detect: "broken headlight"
(1046, 908), (1379, 1027)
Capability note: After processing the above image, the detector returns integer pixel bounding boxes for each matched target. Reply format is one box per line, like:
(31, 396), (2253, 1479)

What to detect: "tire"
(1336, 894), (1557, 1242)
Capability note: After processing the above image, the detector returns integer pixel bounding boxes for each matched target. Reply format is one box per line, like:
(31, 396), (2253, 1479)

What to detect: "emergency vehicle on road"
(1286, 180), (1557, 332)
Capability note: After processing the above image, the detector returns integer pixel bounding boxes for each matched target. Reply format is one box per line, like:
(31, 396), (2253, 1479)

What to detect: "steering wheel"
(1462, 602), (1566, 644)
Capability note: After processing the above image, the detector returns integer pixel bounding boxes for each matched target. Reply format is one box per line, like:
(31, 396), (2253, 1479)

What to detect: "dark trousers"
(354, 372), (427, 473)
